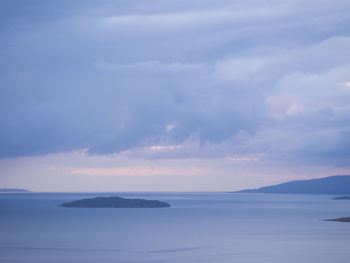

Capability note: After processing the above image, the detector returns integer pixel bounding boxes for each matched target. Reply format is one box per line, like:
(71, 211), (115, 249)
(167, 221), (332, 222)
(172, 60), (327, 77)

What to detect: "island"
(60, 196), (171, 208)
(325, 217), (350, 223)
(0, 188), (30, 193)
(233, 175), (350, 194)
(332, 196), (350, 200)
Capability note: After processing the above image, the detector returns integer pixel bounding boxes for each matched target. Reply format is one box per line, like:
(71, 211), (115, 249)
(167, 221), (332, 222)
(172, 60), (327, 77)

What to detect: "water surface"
(0, 192), (349, 262)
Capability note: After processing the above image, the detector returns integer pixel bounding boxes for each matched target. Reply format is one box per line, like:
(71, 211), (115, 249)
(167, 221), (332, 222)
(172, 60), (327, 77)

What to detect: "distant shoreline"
(233, 175), (350, 195)
(325, 217), (350, 223)
(0, 188), (30, 193)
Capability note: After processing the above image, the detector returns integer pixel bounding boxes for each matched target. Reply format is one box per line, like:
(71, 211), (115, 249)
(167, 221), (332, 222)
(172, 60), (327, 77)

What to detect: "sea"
(0, 192), (349, 263)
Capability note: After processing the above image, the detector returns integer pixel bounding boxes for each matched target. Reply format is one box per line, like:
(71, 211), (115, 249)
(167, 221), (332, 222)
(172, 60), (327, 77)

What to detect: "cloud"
(0, 0), (350, 172)
(98, 7), (292, 34)
(94, 61), (206, 74)
(71, 166), (206, 177)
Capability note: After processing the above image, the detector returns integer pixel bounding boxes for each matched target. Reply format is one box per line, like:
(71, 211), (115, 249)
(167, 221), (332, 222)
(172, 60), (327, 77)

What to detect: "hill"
(234, 175), (350, 194)
(332, 196), (350, 200)
(325, 217), (350, 223)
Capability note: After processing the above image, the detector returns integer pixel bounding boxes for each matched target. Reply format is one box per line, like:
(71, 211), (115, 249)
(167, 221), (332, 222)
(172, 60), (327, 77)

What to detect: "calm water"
(0, 192), (349, 263)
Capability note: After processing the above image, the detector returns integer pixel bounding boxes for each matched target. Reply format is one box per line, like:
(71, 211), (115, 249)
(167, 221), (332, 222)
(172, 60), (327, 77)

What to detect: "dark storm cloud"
(1, 0), (350, 167)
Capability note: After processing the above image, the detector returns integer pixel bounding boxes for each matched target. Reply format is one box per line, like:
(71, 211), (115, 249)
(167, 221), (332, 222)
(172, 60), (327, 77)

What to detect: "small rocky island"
(60, 196), (171, 208)
(332, 196), (350, 200)
(325, 217), (350, 223)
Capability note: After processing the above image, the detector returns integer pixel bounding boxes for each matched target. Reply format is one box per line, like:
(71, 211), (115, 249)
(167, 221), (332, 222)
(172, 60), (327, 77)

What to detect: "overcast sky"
(1, 0), (350, 191)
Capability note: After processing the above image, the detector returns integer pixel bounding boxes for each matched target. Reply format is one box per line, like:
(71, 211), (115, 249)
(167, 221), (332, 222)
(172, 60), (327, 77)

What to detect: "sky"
(1, 0), (350, 191)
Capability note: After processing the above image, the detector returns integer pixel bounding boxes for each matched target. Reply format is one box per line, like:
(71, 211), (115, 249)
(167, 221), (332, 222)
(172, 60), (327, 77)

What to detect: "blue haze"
(1, 192), (350, 263)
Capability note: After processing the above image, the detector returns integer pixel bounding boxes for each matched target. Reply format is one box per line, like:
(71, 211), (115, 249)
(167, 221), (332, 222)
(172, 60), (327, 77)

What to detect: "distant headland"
(233, 175), (350, 195)
(332, 196), (350, 200)
(60, 196), (171, 208)
(0, 188), (30, 193)
(324, 217), (350, 223)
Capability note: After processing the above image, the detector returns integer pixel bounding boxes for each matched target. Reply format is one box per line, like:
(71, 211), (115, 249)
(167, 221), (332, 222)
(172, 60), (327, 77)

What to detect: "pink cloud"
(70, 166), (206, 177)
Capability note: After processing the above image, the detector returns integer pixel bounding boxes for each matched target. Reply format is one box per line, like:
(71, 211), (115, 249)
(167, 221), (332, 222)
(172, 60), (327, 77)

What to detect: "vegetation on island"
(60, 196), (171, 208)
